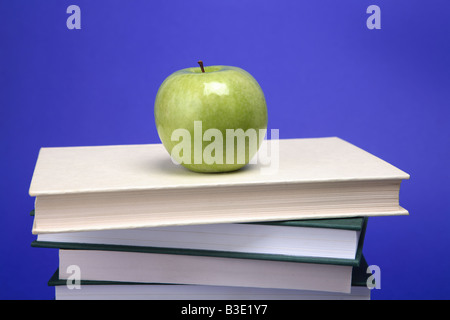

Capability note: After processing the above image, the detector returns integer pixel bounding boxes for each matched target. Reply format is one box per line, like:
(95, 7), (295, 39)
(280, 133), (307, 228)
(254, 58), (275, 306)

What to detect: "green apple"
(154, 62), (268, 173)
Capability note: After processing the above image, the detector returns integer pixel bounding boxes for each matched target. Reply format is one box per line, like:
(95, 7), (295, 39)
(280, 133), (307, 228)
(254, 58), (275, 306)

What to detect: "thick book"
(57, 248), (353, 293)
(48, 256), (372, 300)
(52, 223), (366, 294)
(29, 137), (409, 234)
(32, 216), (368, 262)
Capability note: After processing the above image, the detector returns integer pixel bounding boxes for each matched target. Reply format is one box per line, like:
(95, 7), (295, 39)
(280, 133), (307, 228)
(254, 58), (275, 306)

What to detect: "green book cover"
(32, 211), (368, 267)
(250, 216), (366, 230)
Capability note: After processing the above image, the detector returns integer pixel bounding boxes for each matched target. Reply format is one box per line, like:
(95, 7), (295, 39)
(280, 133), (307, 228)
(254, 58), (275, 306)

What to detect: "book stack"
(29, 137), (410, 300)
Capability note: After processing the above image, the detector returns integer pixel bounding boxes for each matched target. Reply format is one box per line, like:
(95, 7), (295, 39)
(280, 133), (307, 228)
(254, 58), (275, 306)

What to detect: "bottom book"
(48, 256), (371, 300)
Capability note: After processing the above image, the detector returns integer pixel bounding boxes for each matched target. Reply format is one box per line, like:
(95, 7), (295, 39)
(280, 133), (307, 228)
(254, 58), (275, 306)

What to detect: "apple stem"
(198, 60), (205, 73)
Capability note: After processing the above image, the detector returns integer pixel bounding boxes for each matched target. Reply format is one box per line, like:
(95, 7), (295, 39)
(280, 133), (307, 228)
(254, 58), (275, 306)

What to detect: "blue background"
(1, 0), (449, 300)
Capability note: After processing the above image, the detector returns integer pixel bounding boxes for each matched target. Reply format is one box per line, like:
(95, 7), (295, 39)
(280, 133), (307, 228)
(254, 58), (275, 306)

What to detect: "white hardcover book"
(29, 137), (410, 234)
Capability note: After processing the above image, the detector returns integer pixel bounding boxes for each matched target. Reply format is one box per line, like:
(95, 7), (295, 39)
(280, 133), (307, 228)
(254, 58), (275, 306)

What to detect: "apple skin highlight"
(154, 64), (268, 173)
